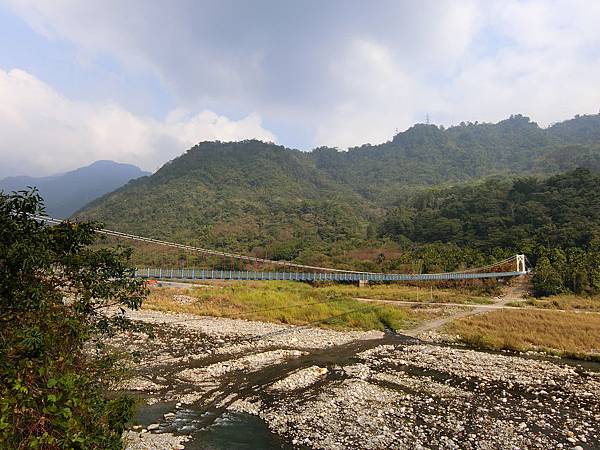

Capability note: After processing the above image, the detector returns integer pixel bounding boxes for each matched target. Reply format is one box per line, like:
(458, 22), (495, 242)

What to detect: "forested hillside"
(379, 169), (600, 295)
(77, 114), (600, 295)
(79, 141), (373, 262)
(380, 169), (600, 251)
(313, 114), (600, 202)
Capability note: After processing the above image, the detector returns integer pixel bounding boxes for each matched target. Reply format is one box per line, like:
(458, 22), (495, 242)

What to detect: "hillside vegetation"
(380, 169), (600, 295)
(77, 114), (600, 296)
(80, 141), (372, 261)
(314, 113), (600, 202)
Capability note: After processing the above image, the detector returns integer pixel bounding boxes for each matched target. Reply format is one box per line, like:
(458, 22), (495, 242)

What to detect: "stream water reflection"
(188, 412), (291, 450)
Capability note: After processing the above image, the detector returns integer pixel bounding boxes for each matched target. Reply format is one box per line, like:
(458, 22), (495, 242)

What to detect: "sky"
(1, 0), (600, 177)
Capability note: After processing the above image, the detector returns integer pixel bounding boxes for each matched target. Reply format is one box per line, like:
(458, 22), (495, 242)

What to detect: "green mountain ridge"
(313, 114), (600, 202)
(79, 141), (373, 258)
(77, 114), (600, 271)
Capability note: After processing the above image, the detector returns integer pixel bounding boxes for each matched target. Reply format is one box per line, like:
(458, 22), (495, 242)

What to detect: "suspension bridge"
(35, 215), (529, 283)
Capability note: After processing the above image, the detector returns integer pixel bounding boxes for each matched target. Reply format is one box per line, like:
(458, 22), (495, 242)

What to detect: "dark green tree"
(532, 257), (564, 296)
(0, 190), (148, 449)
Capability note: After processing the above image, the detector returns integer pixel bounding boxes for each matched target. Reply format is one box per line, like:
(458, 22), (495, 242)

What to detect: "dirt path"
(359, 276), (532, 337)
(401, 307), (483, 337)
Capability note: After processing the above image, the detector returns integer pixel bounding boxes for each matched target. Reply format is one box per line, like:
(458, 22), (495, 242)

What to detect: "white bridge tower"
(516, 254), (527, 273)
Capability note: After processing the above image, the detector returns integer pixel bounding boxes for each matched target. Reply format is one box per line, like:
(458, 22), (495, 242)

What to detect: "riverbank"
(443, 308), (600, 361)
(142, 282), (448, 333)
(111, 307), (600, 449)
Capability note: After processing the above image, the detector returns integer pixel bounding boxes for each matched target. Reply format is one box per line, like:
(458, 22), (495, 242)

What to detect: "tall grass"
(317, 283), (494, 304)
(514, 293), (600, 312)
(143, 282), (439, 332)
(446, 309), (600, 360)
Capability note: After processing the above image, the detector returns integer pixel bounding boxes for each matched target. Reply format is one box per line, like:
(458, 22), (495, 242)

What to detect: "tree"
(378, 207), (415, 240)
(0, 189), (148, 449)
(532, 257), (564, 297)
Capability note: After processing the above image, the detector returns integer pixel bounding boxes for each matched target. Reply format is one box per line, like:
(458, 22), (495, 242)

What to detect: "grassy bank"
(319, 283), (495, 304)
(509, 293), (600, 312)
(143, 281), (444, 332)
(445, 309), (600, 361)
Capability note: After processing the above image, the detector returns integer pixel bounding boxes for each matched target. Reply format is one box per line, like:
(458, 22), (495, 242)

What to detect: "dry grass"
(510, 294), (600, 312)
(318, 283), (494, 305)
(143, 282), (442, 332)
(445, 309), (600, 360)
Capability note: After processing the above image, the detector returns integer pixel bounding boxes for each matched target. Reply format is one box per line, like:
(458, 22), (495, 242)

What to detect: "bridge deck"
(135, 268), (523, 282)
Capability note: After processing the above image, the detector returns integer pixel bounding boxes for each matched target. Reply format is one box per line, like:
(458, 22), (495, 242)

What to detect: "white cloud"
(316, 40), (432, 148)
(318, 0), (600, 147)
(441, 0), (600, 126)
(490, 0), (600, 51)
(0, 0), (487, 142)
(3, 0), (600, 152)
(0, 68), (276, 177)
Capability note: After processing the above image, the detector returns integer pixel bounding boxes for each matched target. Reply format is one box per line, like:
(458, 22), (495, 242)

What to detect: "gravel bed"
(269, 365), (329, 392)
(124, 430), (187, 449)
(124, 308), (383, 348)
(178, 349), (307, 381)
(108, 309), (600, 449)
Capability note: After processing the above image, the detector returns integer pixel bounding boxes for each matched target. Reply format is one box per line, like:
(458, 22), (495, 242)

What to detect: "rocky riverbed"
(112, 308), (600, 450)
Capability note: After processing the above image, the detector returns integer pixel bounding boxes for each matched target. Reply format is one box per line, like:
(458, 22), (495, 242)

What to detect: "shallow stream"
(133, 329), (600, 449)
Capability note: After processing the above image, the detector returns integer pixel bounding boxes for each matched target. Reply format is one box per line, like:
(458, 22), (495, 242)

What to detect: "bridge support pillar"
(516, 254), (527, 273)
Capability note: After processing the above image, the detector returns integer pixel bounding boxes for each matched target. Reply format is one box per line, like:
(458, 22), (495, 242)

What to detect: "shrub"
(0, 189), (148, 449)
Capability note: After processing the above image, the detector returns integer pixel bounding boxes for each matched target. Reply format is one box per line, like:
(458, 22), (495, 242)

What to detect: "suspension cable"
(32, 215), (523, 277)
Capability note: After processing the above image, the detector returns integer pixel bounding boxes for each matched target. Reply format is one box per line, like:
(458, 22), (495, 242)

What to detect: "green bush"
(0, 189), (148, 449)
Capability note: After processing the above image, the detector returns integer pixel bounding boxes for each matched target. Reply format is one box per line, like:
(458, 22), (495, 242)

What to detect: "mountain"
(0, 160), (150, 218)
(76, 114), (600, 260)
(78, 142), (373, 261)
(547, 113), (600, 145)
(312, 114), (600, 203)
(380, 168), (600, 252)
(379, 168), (600, 295)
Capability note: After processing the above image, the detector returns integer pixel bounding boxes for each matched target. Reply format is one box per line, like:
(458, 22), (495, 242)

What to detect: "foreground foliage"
(0, 190), (147, 449)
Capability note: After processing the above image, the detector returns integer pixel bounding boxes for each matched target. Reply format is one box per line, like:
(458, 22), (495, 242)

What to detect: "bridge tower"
(516, 254), (527, 273)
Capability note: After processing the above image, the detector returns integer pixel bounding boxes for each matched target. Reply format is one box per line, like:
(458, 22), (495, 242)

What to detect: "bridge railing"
(134, 268), (523, 282)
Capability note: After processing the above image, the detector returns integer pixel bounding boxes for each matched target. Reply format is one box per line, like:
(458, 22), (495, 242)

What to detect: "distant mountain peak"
(0, 160), (150, 218)
(497, 114), (538, 128)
